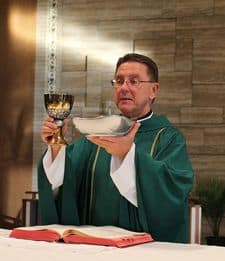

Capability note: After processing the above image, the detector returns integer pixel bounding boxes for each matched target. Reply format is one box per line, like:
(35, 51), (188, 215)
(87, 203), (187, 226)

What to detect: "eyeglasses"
(111, 78), (155, 89)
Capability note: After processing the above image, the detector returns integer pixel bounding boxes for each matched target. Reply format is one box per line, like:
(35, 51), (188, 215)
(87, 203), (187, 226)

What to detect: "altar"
(0, 229), (225, 261)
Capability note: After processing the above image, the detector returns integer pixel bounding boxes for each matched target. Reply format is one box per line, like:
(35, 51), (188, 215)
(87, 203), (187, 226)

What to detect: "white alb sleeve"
(43, 145), (66, 190)
(110, 143), (137, 207)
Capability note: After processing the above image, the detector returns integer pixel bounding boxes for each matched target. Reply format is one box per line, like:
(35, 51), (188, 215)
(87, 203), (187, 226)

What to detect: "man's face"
(114, 61), (159, 119)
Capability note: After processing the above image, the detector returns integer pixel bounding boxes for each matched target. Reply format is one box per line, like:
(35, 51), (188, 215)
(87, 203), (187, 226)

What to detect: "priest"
(38, 53), (194, 243)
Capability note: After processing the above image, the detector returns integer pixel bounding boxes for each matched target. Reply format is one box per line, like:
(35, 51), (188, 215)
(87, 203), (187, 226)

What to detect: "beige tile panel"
(131, 53), (174, 73)
(101, 87), (114, 103)
(179, 125), (225, 155)
(204, 127), (225, 145)
(193, 59), (225, 83)
(128, 5), (163, 19)
(98, 19), (176, 40)
(135, 39), (176, 72)
(193, 85), (225, 107)
(214, 0), (225, 15)
(158, 72), (192, 106)
(62, 21), (98, 42)
(135, 39), (175, 55)
(178, 127), (204, 146)
(175, 54), (192, 72)
(97, 20), (133, 40)
(62, 0), (167, 21)
(224, 107), (225, 122)
(155, 55), (175, 72)
(180, 107), (224, 124)
(86, 71), (101, 90)
(193, 38), (225, 83)
(63, 22), (133, 60)
(177, 28), (225, 41)
(87, 55), (115, 73)
(101, 72), (115, 88)
(190, 154), (225, 176)
(86, 70), (115, 108)
(177, 15), (225, 40)
(133, 19), (176, 39)
(61, 72), (86, 103)
(176, 38), (193, 55)
(86, 41), (133, 72)
(177, 15), (225, 31)
(188, 145), (225, 155)
(153, 104), (181, 124)
(101, 72), (115, 104)
(161, 0), (176, 18)
(63, 0), (214, 20)
(86, 71), (102, 106)
(175, 38), (193, 72)
(62, 1), (132, 21)
(175, 0), (214, 17)
(62, 49), (86, 72)
(194, 38), (225, 56)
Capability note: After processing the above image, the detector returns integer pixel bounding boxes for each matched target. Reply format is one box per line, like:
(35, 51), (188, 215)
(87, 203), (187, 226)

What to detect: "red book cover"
(10, 224), (153, 248)
(63, 233), (153, 247)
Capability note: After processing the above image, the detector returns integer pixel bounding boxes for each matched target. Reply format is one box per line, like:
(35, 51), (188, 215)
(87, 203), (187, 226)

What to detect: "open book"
(9, 224), (153, 248)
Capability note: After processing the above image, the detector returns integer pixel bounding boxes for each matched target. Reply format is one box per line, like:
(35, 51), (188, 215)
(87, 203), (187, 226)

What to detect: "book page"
(14, 225), (147, 239)
(14, 224), (71, 237)
(63, 225), (147, 238)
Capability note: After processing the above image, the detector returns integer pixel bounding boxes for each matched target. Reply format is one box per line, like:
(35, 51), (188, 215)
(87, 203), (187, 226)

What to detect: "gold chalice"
(44, 93), (74, 145)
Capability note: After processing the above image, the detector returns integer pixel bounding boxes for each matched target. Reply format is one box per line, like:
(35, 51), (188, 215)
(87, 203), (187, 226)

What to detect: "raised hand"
(87, 122), (140, 160)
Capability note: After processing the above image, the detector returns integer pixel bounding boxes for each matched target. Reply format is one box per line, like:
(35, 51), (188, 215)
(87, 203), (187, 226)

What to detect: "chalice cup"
(44, 93), (74, 145)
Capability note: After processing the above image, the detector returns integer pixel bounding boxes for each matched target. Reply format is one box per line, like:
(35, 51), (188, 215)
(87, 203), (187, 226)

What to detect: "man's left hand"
(86, 122), (140, 160)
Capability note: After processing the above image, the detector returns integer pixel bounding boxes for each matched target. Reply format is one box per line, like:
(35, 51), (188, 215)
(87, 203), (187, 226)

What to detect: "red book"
(10, 224), (153, 248)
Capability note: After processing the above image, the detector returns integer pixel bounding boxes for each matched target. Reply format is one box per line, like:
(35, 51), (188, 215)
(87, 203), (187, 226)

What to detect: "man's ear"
(149, 83), (160, 100)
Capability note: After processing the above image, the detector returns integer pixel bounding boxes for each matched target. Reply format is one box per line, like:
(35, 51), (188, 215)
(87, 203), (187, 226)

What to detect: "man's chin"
(119, 107), (134, 118)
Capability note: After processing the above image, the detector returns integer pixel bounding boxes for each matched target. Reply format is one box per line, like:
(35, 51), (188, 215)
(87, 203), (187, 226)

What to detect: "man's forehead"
(116, 61), (148, 75)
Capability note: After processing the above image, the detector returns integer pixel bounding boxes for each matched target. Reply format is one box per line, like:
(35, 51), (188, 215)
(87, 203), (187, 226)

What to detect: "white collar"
(136, 111), (154, 123)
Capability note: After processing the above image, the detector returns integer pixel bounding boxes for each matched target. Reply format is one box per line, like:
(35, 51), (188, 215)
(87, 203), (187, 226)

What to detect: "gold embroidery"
(88, 146), (101, 223)
(150, 128), (166, 157)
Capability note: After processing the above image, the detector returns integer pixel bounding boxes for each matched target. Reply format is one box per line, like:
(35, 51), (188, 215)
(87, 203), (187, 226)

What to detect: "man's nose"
(120, 80), (130, 88)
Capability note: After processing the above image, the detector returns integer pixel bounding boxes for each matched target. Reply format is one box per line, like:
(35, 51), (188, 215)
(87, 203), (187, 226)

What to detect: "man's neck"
(121, 110), (153, 121)
(136, 110), (152, 120)
(130, 110), (153, 122)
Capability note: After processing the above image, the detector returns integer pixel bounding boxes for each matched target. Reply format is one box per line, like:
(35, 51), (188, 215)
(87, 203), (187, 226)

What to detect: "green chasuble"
(38, 114), (194, 243)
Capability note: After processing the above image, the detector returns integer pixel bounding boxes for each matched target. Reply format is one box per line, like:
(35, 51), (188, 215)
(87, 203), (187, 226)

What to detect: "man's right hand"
(41, 116), (69, 161)
(40, 116), (59, 145)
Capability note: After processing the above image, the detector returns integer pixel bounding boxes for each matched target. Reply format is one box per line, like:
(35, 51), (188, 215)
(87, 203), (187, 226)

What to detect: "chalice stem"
(51, 125), (67, 145)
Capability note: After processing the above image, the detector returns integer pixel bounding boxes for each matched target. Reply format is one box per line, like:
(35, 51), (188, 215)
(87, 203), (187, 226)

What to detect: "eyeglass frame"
(111, 78), (156, 89)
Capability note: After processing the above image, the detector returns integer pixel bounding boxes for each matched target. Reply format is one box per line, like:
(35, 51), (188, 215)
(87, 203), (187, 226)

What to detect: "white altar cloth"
(1, 229), (224, 261)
